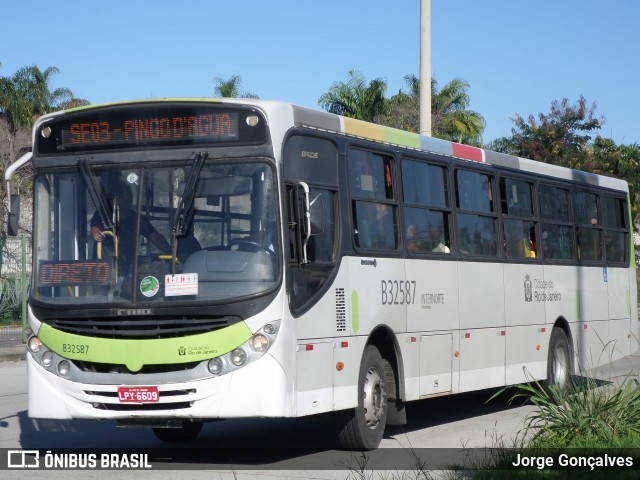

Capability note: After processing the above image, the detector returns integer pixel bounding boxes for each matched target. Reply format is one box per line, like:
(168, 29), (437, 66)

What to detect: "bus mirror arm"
(4, 151), (32, 236)
(297, 181), (311, 264)
(7, 194), (20, 237)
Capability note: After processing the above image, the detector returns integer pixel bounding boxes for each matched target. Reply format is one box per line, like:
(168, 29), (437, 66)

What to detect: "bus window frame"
(347, 146), (399, 253)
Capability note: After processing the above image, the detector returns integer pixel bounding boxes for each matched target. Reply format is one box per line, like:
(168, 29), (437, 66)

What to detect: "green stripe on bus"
(37, 321), (252, 373)
(351, 290), (360, 333)
(628, 192), (635, 269)
(384, 128), (421, 149)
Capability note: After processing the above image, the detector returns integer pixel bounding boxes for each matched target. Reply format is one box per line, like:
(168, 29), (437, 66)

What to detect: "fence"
(0, 235), (31, 344)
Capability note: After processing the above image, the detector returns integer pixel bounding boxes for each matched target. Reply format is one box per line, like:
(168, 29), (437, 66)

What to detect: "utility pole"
(419, 0), (432, 136)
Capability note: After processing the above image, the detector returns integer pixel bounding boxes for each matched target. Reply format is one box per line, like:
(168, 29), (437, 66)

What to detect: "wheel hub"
(363, 366), (386, 429)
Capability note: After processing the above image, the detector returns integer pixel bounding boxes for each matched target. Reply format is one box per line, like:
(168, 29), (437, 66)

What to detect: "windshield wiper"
(171, 152), (208, 271)
(78, 158), (114, 231)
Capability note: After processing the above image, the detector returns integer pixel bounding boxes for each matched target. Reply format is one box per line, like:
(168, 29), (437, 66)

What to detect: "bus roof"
(37, 98), (628, 193)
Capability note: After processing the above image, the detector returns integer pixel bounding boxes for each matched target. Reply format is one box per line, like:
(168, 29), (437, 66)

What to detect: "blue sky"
(2, 0), (638, 145)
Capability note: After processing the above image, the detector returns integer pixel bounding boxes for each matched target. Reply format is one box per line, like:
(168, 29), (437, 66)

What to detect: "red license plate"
(117, 386), (160, 403)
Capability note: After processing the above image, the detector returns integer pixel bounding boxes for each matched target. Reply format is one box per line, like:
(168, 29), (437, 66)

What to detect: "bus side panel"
(607, 267), (634, 362)
(405, 259), (458, 398)
(504, 263), (546, 327)
(295, 341), (334, 416)
(295, 258), (352, 340)
(333, 335), (366, 411)
(349, 257), (407, 336)
(542, 265), (579, 325)
(457, 262), (506, 391)
(406, 259), (459, 333)
(608, 267), (631, 320)
(578, 267), (610, 322)
(505, 325), (548, 384)
(630, 268), (639, 355)
(504, 263), (549, 384)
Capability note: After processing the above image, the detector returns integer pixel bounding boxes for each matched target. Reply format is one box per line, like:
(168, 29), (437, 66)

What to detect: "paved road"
(1, 348), (639, 479)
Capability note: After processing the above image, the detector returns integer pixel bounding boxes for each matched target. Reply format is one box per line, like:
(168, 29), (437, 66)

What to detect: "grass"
(507, 376), (640, 448)
(0, 311), (21, 326)
(471, 373), (640, 478)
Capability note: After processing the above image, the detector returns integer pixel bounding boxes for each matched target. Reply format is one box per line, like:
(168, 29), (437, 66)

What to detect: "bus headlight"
(57, 360), (70, 376)
(250, 334), (269, 352)
(230, 348), (247, 366)
(28, 336), (43, 353)
(205, 319), (280, 378)
(207, 357), (223, 375)
(42, 351), (54, 368)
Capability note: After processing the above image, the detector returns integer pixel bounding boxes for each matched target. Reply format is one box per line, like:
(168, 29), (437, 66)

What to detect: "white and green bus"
(5, 99), (637, 449)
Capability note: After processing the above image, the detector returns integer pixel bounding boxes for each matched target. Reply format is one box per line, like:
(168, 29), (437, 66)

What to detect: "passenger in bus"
(430, 228), (450, 253)
(357, 203), (395, 249)
(405, 224), (425, 253)
(90, 182), (171, 268)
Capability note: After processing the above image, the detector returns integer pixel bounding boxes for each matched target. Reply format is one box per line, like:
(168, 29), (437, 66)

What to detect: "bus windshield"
(32, 159), (279, 306)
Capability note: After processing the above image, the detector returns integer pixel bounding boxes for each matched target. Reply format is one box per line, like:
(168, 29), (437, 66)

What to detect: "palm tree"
(431, 77), (485, 145)
(386, 75), (485, 145)
(213, 75), (258, 98)
(318, 69), (388, 122)
(0, 72), (32, 166)
(22, 65), (73, 116)
(1, 64), (78, 233)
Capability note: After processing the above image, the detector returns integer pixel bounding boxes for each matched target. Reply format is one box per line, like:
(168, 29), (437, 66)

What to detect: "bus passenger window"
(602, 196), (628, 264)
(539, 184), (573, 260)
(500, 178), (537, 259)
(354, 202), (397, 250)
(404, 208), (450, 254)
(455, 169), (497, 256)
(575, 190), (602, 262)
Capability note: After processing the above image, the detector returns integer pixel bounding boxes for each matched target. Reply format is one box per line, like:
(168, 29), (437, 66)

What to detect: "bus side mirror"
(7, 194), (20, 236)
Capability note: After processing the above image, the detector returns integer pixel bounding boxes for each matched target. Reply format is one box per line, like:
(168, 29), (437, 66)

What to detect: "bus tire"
(546, 327), (572, 393)
(336, 345), (388, 450)
(152, 421), (203, 442)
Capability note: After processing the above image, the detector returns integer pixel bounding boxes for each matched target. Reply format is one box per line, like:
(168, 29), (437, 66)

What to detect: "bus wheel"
(546, 327), (572, 394)
(336, 345), (388, 450)
(152, 421), (203, 442)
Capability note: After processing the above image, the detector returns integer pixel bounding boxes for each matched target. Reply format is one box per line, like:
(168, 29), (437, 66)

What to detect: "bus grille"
(72, 360), (201, 374)
(49, 315), (241, 339)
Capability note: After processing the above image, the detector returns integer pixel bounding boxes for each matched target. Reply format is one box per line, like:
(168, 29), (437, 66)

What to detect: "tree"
(386, 74), (419, 132)
(0, 64), (78, 234)
(578, 137), (640, 225)
(489, 97), (640, 228)
(213, 75), (258, 98)
(384, 75), (485, 145)
(318, 69), (388, 122)
(430, 77), (485, 145)
(489, 96), (604, 167)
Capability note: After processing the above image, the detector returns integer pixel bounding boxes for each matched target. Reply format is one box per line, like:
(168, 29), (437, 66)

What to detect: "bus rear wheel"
(152, 420), (203, 442)
(336, 345), (388, 450)
(546, 327), (572, 394)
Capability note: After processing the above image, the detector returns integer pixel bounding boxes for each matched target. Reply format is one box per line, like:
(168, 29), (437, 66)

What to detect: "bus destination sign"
(36, 105), (266, 154)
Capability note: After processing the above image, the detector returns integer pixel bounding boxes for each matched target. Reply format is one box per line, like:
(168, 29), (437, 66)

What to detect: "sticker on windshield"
(140, 276), (160, 297)
(165, 273), (198, 297)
